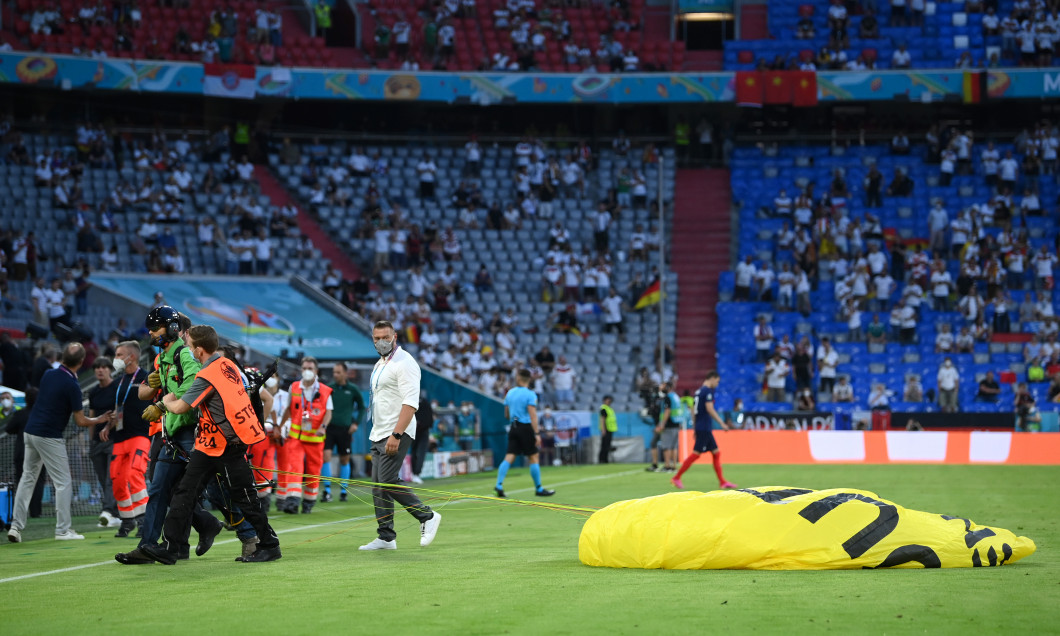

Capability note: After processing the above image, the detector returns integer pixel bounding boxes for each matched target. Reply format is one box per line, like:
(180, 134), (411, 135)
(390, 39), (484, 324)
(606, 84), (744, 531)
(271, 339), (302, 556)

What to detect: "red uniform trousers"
(280, 438), (324, 502)
(111, 436), (150, 519)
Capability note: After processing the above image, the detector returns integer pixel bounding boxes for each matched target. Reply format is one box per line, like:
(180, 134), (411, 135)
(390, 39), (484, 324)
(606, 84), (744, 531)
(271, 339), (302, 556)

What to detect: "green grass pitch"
(1, 463), (1058, 635)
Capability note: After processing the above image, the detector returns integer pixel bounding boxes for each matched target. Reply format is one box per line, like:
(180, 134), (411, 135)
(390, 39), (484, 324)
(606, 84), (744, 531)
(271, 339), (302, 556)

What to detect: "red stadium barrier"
(678, 430), (1060, 465)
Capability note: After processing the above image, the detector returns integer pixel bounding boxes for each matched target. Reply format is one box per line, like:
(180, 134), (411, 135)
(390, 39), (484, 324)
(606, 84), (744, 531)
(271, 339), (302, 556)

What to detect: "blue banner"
(4, 52), (1059, 103)
(91, 273), (378, 360)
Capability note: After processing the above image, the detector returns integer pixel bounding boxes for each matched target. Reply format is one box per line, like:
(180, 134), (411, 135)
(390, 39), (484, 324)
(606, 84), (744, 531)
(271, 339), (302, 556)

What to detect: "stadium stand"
(0, 117), (682, 415)
(4, 0), (340, 67)
(273, 136), (679, 411)
(719, 123), (1060, 416)
(725, 0), (1058, 71)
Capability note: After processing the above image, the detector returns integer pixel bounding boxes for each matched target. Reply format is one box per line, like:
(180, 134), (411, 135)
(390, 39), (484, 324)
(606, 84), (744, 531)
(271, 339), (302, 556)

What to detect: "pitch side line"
(0, 467), (640, 583)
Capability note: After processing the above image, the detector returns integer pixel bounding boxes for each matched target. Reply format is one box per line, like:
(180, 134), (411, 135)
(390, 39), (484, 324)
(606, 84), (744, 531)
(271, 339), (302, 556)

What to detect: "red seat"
(737, 50), (754, 64)
(799, 49), (814, 62)
(798, 4), (815, 17)
(862, 48), (877, 62)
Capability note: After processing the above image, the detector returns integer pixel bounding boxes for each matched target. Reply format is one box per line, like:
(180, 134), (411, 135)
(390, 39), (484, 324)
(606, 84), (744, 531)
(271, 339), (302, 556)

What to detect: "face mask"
(374, 337), (395, 357)
(461, 406), (470, 414)
(265, 377), (278, 389)
(1, 398), (12, 409)
(112, 358), (126, 373)
(302, 369), (316, 384)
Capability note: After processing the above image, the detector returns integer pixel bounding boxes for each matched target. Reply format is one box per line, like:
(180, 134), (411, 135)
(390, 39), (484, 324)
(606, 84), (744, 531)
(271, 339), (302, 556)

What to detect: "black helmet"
(146, 305), (181, 346)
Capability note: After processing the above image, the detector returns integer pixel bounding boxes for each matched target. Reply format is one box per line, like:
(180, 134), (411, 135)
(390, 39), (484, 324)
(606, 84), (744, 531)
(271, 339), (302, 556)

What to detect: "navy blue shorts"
(693, 429), (719, 454)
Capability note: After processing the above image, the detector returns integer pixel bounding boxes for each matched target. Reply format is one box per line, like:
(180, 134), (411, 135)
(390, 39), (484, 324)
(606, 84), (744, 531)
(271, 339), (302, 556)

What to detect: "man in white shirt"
(832, 376), (855, 402)
(981, 142), (1000, 186)
(552, 355), (577, 407)
(764, 352), (790, 403)
(891, 44), (911, 69)
(816, 336), (839, 394)
(773, 190), (793, 216)
(936, 358), (960, 413)
(601, 288), (625, 338)
(935, 323), (955, 353)
(44, 277), (68, 335)
(359, 321), (441, 551)
(417, 153), (437, 199)
(755, 262), (775, 302)
(999, 150), (1019, 192)
(753, 316), (774, 362)
(930, 260), (953, 311)
(1032, 246), (1057, 291)
(734, 255), (757, 301)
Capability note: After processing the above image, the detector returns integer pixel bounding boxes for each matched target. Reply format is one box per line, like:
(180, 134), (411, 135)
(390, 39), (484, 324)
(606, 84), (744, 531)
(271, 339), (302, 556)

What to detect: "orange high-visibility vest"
(190, 357), (265, 456)
(288, 381), (332, 443)
(148, 354), (163, 436)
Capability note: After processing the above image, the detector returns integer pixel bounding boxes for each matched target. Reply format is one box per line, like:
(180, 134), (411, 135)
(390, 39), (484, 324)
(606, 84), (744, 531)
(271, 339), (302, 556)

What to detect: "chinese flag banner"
(763, 71), (791, 104)
(792, 71), (818, 107)
(735, 71), (763, 107)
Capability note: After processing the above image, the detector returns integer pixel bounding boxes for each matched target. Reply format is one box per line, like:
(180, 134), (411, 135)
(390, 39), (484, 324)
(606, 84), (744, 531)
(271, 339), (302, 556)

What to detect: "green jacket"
(157, 342), (202, 436)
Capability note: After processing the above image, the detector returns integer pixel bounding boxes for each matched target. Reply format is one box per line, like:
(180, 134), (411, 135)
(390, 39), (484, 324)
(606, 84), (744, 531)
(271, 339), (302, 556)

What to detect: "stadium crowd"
(724, 118), (1059, 421)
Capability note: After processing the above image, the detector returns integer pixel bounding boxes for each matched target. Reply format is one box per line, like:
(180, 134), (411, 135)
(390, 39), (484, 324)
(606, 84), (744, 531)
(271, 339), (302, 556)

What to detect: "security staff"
(278, 356), (332, 514)
(102, 340), (152, 538)
(598, 395), (617, 464)
(321, 362), (363, 503)
(116, 307), (223, 565)
(142, 325), (280, 564)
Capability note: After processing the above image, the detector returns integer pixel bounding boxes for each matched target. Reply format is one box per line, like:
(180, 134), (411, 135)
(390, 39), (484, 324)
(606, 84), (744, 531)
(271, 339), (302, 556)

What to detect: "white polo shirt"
(369, 346), (421, 442)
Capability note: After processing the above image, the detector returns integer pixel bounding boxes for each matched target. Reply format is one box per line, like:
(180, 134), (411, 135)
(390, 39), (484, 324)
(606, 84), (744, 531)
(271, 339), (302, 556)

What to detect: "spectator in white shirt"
(930, 260), (953, 311)
(891, 44), (911, 69)
(935, 322), (955, 353)
(816, 336), (839, 394)
(753, 316), (774, 362)
(764, 351), (790, 403)
(832, 375), (855, 402)
(734, 255), (756, 301)
(936, 358), (960, 413)
(755, 262), (775, 302)
(1033, 246), (1057, 291)
(417, 153), (438, 199)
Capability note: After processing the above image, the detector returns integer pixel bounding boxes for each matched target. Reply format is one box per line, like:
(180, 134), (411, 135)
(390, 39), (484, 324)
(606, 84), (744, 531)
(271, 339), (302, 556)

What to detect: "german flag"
(962, 70), (983, 104)
(634, 279), (662, 310)
(405, 324), (420, 344)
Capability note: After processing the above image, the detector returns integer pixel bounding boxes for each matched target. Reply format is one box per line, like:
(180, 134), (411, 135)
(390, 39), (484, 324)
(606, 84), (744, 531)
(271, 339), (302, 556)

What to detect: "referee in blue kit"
(494, 369), (555, 498)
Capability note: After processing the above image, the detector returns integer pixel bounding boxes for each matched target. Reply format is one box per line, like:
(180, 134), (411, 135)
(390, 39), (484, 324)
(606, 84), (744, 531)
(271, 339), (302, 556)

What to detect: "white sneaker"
(410, 474), (424, 484)
(98, 511), (121, 528)
(420, 512), (441, 547)
(55, 530), (84, 541)
(358, 538), (397, 551)
(7, 528), (21, 543)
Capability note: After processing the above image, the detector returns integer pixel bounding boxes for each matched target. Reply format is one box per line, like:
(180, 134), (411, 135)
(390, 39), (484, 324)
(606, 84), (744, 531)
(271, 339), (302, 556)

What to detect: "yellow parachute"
(578, 487), (1036, 570)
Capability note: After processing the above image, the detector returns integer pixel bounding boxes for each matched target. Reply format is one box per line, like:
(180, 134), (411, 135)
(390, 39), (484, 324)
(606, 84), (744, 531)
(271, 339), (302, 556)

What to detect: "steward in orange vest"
(141, 325), (281, 565)
(277, 356), (333, 514)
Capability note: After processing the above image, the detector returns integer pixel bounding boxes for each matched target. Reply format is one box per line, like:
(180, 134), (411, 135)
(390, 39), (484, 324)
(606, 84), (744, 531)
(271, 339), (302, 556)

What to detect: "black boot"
(283, 496), (300, 514)
(114, 518), (137, 538)
(301, 499), (315, 514)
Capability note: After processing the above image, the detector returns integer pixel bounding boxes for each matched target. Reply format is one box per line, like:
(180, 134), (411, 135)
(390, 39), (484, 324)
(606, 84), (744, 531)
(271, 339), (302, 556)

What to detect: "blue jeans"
(204, 478), (257, 542)
(139, 429), (221, 550)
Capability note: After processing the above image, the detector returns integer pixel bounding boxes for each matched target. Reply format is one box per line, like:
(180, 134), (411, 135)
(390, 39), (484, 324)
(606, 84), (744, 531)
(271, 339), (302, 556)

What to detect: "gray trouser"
(13, 433), (73, 534)
(370, 435), (432, 542)
(90, 437), (118, 516)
